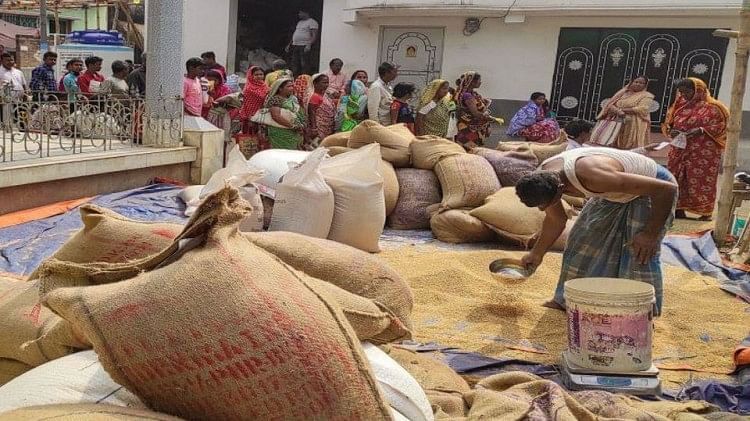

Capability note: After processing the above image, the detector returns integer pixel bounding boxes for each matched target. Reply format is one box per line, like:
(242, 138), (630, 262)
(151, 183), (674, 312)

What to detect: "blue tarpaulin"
(661, 231), (750, 303)
(0, 183), (187, 276)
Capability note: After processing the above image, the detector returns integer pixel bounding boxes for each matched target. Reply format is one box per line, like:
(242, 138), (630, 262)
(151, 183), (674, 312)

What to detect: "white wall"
(181, 0), (234, 71)
(322, 0), (750, 109)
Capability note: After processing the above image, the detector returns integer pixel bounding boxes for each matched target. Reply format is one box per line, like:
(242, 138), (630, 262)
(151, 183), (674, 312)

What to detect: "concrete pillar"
(144, 0), (183, 147)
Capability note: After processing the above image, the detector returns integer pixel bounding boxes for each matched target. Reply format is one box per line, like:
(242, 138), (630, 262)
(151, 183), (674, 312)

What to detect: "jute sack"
(471, 148), (537, 187)
(327, 146), (354, 156)
(0, 351), (144, 413)
(348, 120), (413, 167)
(430, 209), (495, 244)
(321, 131), (351, 148)
(563, 194), (587, 209)
(28, 205), (182, 279)
(410, 135), (465, 170)
(0, 359), (31, 387)
(245, 231), (414, 332)
(380, 160), (400, 217)
(529, 142), (567, 163)
(0, 276), (87, 371)
(470, 188), (547, 248)
(41, 188), (391, 421)
(0, 404), (183, 421)
(434, 154), (500, 209)
(381, 345), (469, 418)
(387, 169), (441, 230)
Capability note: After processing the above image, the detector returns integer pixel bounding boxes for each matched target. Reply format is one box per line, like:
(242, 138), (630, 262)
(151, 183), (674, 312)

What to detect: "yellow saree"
(598, 89), (654, 149)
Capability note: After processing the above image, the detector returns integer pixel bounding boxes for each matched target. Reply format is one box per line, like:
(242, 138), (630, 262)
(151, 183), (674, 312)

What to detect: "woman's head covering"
(239, 66), (269, 120)
(663, 77), (729, 148)
(293, 75), (311, 104)
(349, 79), (367, 100)
(454, 71), (478, 102)
(205, 68), (225, 84)
(419, 79), (450, 109)
(264, 77), (293, 108)
(303, 73), (326, 108)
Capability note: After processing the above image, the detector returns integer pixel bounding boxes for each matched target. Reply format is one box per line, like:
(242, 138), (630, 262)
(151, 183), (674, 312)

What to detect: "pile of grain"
(380, 247), (750, 386)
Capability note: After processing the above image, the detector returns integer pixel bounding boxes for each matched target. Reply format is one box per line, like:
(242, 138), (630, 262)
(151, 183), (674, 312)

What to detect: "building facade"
(181, 0), (750, 131)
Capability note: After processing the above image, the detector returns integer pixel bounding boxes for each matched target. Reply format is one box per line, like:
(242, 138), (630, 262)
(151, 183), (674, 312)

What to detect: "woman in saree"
(454, 71), (494, 149)
(597, 75), (654, 149)
(306, 73), (336, 144)
(507, 92), (561, 143)
(336, 79), (368, 132)
(239, 66), (269, 133)
(264, 77), (306, 149)
(415, 79), (455, 137)
(663, 77), (729, 220)
(293, 74), (311, 106)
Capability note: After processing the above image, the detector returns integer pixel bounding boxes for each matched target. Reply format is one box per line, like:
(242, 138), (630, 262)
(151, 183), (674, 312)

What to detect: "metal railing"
(0, 86), (184, 163)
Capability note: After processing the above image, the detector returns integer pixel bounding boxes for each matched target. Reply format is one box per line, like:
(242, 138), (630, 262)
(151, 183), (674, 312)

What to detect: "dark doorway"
(235, 0), (323, 74)
(551, 28), (729, 130)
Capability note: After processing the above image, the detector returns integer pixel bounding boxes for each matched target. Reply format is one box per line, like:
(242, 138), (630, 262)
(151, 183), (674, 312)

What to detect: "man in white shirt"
(367, 62), (399, 126)
(286, 10), (319, 77)
(0, 53), (27, 100)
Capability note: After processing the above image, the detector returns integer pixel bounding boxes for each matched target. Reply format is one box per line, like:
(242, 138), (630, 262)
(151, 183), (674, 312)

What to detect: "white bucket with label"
(564, 278), (655, 373)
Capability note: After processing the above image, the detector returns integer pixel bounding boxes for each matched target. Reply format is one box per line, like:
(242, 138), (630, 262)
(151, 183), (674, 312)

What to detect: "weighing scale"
(559, 352), (662, 396)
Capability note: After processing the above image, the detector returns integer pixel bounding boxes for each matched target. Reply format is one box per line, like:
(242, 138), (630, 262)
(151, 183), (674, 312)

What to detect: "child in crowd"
(390, 82), (416, 133)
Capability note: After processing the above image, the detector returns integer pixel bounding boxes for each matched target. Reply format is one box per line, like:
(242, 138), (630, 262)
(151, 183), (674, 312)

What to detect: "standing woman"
(306, 73), (334, 143)
(663, 78), (728, 220)
(597, 75), (654, 149)
(264, 77), (306, 149)
(239, 66), (269, 150)
(454, 71), (494, 149)
(415, 79), (454, 137)
(351, 70), (369, 87)
(293, 74), (312, 106)
(507, 92), (561, 143)
(336, 79), (368, 132)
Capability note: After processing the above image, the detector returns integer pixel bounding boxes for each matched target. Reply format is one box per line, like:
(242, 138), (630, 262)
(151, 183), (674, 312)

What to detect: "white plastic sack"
(320, 143), (385, 252)
(269, 148), (334, 238)
(179, 185), (203, 217)
(0, 351), (145, 413)
(362, 343), (434, 421)
(247, 149), (310, 196)
(238, 185), (265, 232)
(201, 144), (264, 200)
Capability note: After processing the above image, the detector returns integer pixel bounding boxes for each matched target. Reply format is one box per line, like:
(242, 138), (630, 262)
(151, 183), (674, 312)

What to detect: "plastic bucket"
(564, 278), (655, 372)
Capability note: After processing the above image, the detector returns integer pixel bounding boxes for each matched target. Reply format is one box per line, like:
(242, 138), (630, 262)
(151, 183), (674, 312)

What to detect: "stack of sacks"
(247, 148), (310, 194)
(320, 131), (351, 148)
(269, 148), (334, 238)
(320, 144), (386, 252)
(31, 188), (400, 420)
(348, 120), (414, 168)
(470, 187), (574, 250)
(0, 205), (183, 385)
(471, 147), (537, 187)
(387, 169), (441, 230)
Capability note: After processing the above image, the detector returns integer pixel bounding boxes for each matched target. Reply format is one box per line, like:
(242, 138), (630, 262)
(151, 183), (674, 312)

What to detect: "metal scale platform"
(559, 352), (662, 396)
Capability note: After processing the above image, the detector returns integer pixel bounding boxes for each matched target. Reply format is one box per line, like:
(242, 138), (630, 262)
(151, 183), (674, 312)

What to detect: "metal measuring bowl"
(489, 258), (535, 280)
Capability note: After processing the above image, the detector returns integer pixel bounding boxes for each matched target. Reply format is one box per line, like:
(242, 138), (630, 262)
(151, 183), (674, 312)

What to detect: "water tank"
(65, 30), (125, 46)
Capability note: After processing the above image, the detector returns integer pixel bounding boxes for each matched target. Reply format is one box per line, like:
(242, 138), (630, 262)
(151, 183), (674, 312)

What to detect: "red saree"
(663, 78), (728, 216)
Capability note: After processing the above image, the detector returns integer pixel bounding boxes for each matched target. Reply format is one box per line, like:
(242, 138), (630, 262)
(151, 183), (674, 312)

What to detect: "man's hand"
(285, 45), (291, 53)
(304, 45), (312, 53)
(631, 231), (660, 265)
(521, 252), (543, 272)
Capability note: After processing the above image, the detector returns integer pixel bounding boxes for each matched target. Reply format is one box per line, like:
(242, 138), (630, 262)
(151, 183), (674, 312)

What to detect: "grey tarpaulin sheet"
(0, 183), (187, 276)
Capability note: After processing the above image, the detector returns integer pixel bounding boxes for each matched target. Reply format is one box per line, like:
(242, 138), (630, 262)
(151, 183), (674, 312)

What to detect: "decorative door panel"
(552, 28), (728, 130)
(378, 27), (445, 96)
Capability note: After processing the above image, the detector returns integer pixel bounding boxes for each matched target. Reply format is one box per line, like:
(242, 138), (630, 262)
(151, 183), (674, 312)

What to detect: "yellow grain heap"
(380, 247), (750, 386)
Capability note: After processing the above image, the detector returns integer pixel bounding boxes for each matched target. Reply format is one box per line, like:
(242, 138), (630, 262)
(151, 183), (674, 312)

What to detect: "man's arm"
(522, 200), (568, 269)
(367, 85), (381, 123)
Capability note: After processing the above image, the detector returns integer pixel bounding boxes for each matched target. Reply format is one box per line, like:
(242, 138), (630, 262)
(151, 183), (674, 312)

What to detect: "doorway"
(235, 0), (323, 74)
(378, 26), (445, 95)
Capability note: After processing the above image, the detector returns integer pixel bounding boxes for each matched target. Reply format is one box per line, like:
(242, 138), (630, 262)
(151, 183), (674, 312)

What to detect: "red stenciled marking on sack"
(88, 234), (166, 263)
(103, 300), (154, 323)
(151, 228), (179, 239)
(25, 302), (42, 326)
